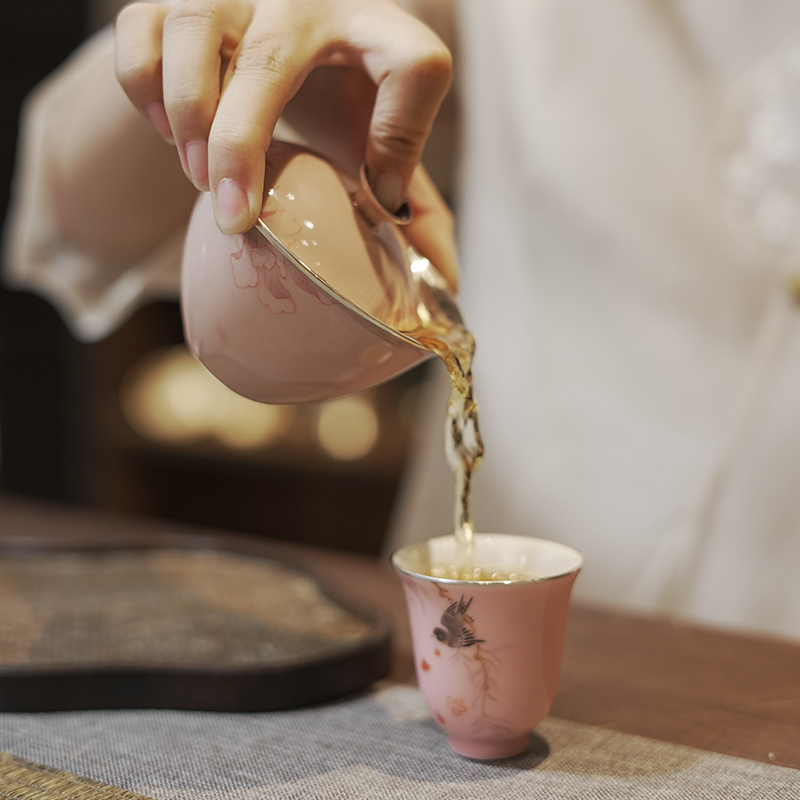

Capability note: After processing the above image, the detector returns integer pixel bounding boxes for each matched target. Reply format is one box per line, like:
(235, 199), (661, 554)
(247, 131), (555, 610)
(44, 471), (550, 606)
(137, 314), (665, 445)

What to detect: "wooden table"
(1, 493), (798, 771)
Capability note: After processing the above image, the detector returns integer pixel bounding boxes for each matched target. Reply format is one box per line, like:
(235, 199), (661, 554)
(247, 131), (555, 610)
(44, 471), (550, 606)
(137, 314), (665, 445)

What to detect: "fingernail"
(371, 170), (405, 215)
(185, 140), (209, 190)
(215, 179), (252, 233)
(144, 101), (174, 143)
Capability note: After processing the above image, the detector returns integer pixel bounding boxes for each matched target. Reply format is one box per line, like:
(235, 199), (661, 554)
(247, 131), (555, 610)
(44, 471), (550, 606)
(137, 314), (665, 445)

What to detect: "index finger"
(207, 7), (327, 232)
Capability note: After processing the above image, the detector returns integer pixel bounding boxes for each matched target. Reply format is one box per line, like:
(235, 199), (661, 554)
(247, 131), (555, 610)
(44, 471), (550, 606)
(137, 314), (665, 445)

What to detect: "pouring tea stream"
(181, 140), (483, 551)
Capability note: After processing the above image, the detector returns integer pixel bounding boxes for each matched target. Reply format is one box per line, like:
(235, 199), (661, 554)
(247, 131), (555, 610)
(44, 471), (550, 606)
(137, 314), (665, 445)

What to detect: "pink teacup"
(392, 533), (582, 760)
(181, 141), (434, 404)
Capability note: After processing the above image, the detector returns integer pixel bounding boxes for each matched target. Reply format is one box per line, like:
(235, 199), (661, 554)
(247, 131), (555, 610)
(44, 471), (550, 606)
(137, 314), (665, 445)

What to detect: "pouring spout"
(409, 252), (465, 329)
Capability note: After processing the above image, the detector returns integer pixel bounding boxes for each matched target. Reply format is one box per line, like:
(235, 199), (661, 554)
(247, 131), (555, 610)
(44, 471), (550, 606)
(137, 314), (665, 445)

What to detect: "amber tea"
(407, 306), (484, 557)
(426, 564), (538, 582)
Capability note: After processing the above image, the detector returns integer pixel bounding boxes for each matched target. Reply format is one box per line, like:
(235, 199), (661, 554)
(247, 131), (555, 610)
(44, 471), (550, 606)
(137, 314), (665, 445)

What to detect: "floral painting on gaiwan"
(230, 213), (334, 315)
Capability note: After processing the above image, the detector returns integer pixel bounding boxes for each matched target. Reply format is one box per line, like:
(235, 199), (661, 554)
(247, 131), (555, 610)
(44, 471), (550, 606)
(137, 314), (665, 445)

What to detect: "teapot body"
(181, 142), (432, 404)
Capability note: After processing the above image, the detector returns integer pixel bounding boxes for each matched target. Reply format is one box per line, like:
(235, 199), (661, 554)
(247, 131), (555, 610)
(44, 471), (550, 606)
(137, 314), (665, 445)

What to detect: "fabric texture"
(0, 750), (154, 800)
(0, 684), (796, 798)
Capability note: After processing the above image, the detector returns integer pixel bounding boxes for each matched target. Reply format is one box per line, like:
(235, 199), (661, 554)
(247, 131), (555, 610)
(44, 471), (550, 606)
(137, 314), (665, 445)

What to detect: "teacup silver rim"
(391, 533), (585, 586)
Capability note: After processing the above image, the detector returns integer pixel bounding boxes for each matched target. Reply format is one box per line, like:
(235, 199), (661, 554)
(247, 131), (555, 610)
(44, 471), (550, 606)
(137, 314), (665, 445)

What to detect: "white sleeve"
(1, 26), (185, 343)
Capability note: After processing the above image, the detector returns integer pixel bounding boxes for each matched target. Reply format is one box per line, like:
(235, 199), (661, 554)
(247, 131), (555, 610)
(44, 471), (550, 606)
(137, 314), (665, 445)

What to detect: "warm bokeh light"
(316, 397), (379, 461)
(120, 345), (293, 449)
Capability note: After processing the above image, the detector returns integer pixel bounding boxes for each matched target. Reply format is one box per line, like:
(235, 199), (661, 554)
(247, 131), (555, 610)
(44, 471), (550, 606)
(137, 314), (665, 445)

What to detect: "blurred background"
(0, 0), (436, 556)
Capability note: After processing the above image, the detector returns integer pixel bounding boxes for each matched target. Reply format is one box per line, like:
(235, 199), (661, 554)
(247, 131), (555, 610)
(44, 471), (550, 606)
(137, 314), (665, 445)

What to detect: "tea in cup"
(392, 533), (582, 760)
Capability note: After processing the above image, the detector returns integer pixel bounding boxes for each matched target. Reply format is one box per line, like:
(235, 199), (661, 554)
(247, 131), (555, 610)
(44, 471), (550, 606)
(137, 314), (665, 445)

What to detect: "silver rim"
(254, 218), (429, 352)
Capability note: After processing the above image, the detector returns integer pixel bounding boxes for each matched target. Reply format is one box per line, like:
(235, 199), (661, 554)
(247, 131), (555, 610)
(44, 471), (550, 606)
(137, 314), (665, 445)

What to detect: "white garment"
(6, 2), (800, 639)
(2, 28), (185, 343)
(388, 0), (800, 641)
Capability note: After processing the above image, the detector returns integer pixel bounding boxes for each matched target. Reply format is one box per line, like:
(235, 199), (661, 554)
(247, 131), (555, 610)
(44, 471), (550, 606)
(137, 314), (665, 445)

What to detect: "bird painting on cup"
(433, 595), (485, 649)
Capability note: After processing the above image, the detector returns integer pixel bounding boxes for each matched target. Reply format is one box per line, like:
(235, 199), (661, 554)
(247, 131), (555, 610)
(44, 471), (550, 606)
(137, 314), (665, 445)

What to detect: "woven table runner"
(0, 751), (154, 800)
(0, 684), (796, 799)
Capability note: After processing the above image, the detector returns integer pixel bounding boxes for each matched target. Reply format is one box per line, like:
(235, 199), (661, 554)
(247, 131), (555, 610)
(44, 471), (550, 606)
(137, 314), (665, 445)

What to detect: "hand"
(115, 0), (455, 286)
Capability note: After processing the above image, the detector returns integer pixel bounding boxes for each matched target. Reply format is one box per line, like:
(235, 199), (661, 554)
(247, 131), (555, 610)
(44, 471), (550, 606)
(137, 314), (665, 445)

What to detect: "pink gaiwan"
(181, 141), (434, 404)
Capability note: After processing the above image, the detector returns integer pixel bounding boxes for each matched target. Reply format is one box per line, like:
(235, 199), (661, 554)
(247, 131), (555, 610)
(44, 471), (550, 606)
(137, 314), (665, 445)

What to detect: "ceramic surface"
(392, 534), (583, 760)
(181, 141), (432, 404)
